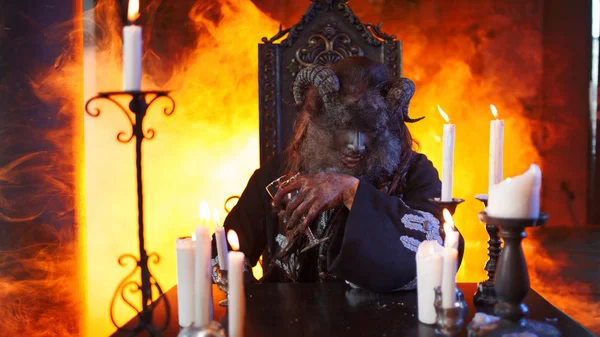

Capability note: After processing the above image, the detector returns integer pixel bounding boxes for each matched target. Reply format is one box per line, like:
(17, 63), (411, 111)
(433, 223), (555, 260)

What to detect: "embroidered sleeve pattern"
(399, 208), (442, 252)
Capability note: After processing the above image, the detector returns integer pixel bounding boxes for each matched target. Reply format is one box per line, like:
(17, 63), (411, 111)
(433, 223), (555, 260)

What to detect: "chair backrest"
(258, 0), (402, 165)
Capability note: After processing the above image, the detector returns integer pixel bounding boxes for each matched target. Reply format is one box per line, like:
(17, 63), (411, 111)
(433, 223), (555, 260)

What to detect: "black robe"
(212, 152), (464, 292)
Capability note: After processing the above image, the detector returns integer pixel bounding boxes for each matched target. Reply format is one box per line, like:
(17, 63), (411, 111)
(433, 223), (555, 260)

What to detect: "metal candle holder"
(85, 91), (175, 336)
(215, 268), (229, 307)
(428, 197), (464, 238)
(177, 321), (226, 337)
(433, 286), (468, 337)
(470, 212), (560, 337)
(473, 194), (501, 310)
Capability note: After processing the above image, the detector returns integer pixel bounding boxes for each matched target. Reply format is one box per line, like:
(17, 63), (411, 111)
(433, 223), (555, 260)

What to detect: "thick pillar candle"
(123, 0), (142, 91)
(175, 237), (195, 327)
(438, 105), (455, 201)
(215, 226), (229, 270)
(488, 164), (542, 219)
(194, 226), (212, 327)
(416, 241), (444, 324)
(489, 104), (504, 193)
(228, 251), (246, 337)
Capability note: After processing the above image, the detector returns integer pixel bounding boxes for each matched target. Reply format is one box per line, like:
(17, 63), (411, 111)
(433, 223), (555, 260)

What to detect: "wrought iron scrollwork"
(85, 91), (175, 143)
(85, 91), (174, 336)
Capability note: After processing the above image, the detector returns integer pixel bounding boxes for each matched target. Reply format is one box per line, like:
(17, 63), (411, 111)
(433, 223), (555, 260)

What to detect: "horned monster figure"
(213, 56), (464, 291)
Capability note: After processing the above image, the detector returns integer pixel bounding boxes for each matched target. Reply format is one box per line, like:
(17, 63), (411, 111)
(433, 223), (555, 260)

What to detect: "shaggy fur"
(286, 56), (418, 193)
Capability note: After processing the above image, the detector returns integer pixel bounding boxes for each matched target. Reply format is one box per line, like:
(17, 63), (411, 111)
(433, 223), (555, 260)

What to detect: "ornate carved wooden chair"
(258, 0), (403, 165)
(253, 0), (403, 275)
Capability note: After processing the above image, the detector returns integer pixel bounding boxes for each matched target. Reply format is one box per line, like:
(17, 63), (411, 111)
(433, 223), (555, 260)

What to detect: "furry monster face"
(299, 96), (402, 183)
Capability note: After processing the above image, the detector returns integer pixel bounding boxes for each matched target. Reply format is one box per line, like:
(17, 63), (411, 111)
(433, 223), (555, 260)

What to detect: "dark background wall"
(0, 0), (81, 335)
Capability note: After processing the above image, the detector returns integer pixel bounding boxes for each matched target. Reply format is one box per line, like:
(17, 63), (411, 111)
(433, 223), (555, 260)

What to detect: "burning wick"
(127, 0), (140, 23)
(443, 209), (456, 233)
(199, 200), (211, 222)
(437, 104), (450, 123)
(490, 104), (499, 120)
(227, 230), (240, 251)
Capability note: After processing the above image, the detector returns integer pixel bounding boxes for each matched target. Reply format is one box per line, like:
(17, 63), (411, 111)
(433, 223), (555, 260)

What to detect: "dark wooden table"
(112, 283), (597, 337)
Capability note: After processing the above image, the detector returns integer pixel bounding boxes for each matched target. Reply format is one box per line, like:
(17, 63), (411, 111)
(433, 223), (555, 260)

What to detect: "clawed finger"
(272, 178), (303, 209)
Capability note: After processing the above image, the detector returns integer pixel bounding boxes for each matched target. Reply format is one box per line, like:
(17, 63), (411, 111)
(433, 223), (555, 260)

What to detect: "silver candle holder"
(433, 286), (468, 337)
(177, 321), (226, 337)
(215, 268), (229, 307)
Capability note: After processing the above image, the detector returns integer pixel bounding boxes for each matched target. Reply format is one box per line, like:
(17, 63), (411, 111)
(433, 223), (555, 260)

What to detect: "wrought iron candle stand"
(468, 212), (560, 337)
(428, 197), (465, 238)
(473, 194), (501, 310)
(85, 91), (175, 336)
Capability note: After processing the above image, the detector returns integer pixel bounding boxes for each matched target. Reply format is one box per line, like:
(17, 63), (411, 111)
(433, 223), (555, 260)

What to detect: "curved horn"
(386, 77), (424, 123)
(293, 66), (340, 106)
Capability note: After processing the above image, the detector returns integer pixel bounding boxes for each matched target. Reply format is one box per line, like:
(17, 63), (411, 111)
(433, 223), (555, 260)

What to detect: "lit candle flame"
(199, 201), (211, 221)
(212, 207), (221, 226)
(490, 104), (499, 119)
(443, 208), (455, 232)
(227, 230), (240, 251)
(437, 104), (450, 123)
(127, 0), (140, 23)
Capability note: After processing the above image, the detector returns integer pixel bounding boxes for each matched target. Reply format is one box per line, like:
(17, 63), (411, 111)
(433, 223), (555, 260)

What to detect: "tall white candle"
(487, 164), (542, 219)
(175, 237), (195, 328)
(438, 105), (455, 201)
(194, 226), (212, 327)
(123, 0), (142, 91)
(416, 241), (444, 324)
(215, 226), (229, 270)
(489, 104), (504, 193)
(441, 210), (458, 308)
(441, 247), (458, 308)
(228, 251), (246, 337)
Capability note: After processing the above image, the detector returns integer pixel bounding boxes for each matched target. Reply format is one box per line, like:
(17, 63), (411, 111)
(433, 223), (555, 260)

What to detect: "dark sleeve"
(211, 168), (268, 271)
(210, 155), (284, 282)
(327, 154), (454, 292)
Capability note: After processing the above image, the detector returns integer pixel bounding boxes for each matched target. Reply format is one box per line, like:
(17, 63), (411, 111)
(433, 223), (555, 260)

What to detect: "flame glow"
(199, 201), (211, 221)
(437, 104), (450, 123)
(4, 0), (596, 335)
(490, 104), (499, 119)
(127, 0), (140, 23)
(212, 208), (221, 226)
(227, 230), (240, 251)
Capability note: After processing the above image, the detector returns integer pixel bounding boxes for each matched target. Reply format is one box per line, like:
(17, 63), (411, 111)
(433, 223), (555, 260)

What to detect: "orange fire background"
(0, 0), (597, 336)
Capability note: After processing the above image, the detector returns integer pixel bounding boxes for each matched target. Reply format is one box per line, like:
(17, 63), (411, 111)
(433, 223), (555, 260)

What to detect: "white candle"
(416, 241), (444, 324)
(228, 251), (246, 337)
(487, 164), (542, 219)
(438, 105), (455, 201)
(194, 226), (212, 327)
(215, 226), (229, 270)
(175, 237), (195, 328)
(489, 104), (504, 193)
(441, 211), (458, 308)
(123, 0), (142, 91)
